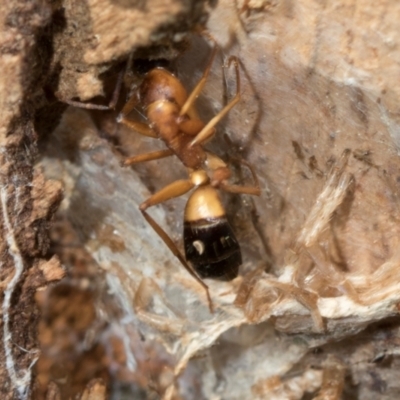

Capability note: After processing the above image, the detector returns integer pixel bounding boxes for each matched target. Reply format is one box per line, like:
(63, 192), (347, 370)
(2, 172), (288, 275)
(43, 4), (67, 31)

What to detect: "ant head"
(138, 64), (187, 109)
(133, 58), (172, 76)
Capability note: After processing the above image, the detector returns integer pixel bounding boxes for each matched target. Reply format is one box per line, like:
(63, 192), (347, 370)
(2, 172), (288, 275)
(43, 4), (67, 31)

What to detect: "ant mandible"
(66, 36), (261, 313)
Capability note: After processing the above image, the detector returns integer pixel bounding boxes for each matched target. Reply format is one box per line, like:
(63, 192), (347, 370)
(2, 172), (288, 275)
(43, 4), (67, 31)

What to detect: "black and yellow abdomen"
(183, 186), (241, 280)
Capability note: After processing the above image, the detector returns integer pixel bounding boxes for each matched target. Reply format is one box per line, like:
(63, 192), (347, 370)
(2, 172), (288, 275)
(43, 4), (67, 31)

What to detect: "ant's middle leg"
(122, 149), (174, 166)
(140, 179), (195, 210)
(139, 180), (214, 313)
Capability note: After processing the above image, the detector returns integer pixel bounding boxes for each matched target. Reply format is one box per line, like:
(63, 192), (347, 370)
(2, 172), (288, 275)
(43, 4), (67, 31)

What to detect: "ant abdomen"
(183, 185), (241, 281)
(184, 218), (241, 281)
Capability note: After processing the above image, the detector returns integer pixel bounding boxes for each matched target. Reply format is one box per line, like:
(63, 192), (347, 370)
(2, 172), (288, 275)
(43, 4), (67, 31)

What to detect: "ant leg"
(118, 118), (158, 138)
(221, 183), (260, 196)
(116, 93), (159, 138)
(118, 90), (139, 119)
(122, 149), (174, 166)
(139, 181), (214, 313)
(140, 179), (194, 210)
(235, 158), (260, 186)
(190, 56), (241, 147)
(179, 43), (218, 117)
(141, 211), (214, 313)
(63, 100), (111, 111)
(221, 159), (261, 196)
(63, 66), (125, 110)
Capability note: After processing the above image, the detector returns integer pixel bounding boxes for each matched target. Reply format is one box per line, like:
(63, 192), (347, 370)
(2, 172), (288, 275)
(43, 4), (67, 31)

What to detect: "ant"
(65, 36), (261, 313)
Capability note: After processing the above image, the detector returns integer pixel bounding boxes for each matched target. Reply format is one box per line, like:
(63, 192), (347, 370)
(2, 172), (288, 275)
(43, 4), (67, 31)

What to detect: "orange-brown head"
(140, 68), (188, 110)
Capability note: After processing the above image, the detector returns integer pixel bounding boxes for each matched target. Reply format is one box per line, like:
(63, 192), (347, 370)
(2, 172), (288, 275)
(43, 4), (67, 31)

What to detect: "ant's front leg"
(139, 179), (214, 313)
(179, 42), (218, 118)
(116, 91), (161, 138)
(118, 118), (158, 138)
(63, 67), (125, 111)
(190, 56), (241, 147)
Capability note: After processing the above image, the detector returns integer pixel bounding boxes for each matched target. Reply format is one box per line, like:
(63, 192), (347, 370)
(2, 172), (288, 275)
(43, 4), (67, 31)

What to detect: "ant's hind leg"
(139, 180), (214, 313)
(141, 210), (214, 313)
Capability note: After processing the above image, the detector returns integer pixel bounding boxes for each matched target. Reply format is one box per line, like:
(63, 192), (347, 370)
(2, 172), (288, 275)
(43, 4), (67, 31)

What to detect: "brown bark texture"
(0, 1), (64, 399)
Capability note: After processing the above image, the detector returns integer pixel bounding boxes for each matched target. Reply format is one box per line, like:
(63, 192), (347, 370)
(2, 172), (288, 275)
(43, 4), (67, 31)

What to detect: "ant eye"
(193, 240), (205, 255)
